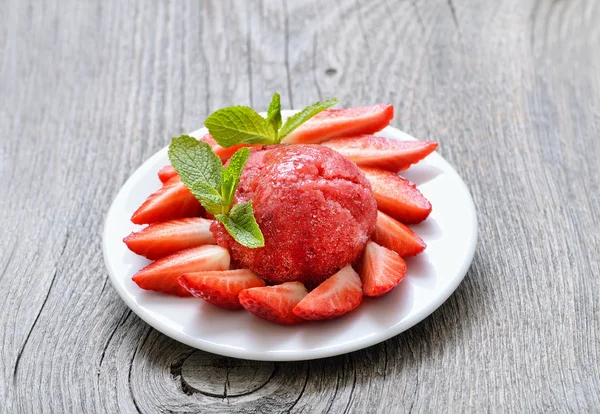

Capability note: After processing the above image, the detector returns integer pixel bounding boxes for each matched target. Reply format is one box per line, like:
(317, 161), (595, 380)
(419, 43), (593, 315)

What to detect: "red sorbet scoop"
(211, 144), (377, 286)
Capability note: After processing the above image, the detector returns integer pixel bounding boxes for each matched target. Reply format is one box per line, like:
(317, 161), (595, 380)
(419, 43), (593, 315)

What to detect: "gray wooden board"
(1, 0), (599, 412)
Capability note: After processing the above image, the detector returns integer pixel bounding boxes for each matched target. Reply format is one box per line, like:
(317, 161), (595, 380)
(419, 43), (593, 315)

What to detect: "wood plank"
(0, 0), (598, 412)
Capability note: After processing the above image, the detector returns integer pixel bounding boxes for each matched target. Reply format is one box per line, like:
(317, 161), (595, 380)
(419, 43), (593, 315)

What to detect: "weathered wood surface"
(1, 0), (599, 412)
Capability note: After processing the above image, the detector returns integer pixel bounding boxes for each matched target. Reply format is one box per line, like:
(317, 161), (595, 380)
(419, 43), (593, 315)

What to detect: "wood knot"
(179, 351), (274, 397)
(325, 67), (338, 76)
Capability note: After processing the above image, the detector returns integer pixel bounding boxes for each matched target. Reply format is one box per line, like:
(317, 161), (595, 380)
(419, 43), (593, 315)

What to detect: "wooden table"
(2, 0), (599, 412)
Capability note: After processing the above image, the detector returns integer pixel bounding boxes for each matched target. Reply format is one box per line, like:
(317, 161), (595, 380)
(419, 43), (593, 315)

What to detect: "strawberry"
(178, 269), (265, 310)
(321, 135), (438, 171)
(360, 167), (432, 224)
(359, 241), (406, 297)
(130, 175), (204, 225)
(372, 211), (426, 257)
(132, 245), (230, 296)
(282, 104), (394, 144)
(293, 266), (363, 320)
(200, 133), (262, 162)
(239, 282), (308, 325)
(157, 165), (178, 183)
(123, 218), (216, 260)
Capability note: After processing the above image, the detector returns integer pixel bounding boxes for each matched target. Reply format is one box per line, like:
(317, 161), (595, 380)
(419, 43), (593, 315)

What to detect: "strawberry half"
(123, 218), (216, 260)
(282, 104), (394, 144)
(360, 167), (432, 224)
(130, 175), (204, 225)
(158, 165), (178, 183)
(178, 269), (265, 310)
(321, 135), (438, 171)
(372, 211), (426, 257)
(293, 266), (363, 320)
(239, 282), (308, 325)
(359, 241), (407, 297)
(132, 245), (230, 296)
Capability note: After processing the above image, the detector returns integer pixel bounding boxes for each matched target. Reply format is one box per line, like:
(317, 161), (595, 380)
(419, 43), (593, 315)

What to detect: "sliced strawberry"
(123, 218), (216, 260)
(239, 282), (308, 325)
(360, 167), (431, 224)
(293, 266), (363, 320)
(372, 211), (426, 257)
(130, 175), (204, 225)
(282, 104), (394, 144)
(321, 135), (438, 171)
(200, 133), (262, 162)
(178, 269), (265, 309)
(132, 245), (230, 296)
(359, 241), (406, 297)
(158, 164), (178, 183)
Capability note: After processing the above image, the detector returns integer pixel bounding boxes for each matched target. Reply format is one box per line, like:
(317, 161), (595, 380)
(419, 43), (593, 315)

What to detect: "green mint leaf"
(265, 93), (282, 136)
(216, 201), (265, 248)
(221, 147), (251, 208)
(168, 135), (222, 189)
(278, 98), (339, 141)
(169, 134), (264, 245)
(204, 106), (276, 148)
(191, 181), (224, 215)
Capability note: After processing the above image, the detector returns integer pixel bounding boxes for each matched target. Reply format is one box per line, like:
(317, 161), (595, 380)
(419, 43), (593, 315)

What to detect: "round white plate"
(103, 111), (477, 361)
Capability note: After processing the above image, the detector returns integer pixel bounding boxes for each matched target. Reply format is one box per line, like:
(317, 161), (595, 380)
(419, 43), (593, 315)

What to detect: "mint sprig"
(168, 135), (264, 248)
(204, 93), (338, 148)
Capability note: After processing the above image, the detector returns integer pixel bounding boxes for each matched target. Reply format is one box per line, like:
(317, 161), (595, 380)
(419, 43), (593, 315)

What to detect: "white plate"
(103, 111), (477, 361)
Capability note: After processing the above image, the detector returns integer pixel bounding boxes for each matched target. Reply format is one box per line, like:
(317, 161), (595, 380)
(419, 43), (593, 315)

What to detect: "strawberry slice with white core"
(293, 266), (363, 320)
(123, 218), (216, 260)
(360, 167), (432, 224)
(282, 104), (394, 144)
(321, 135), (438, 171)
(158, 165), (178, 183)
(132, 245), (230, 296)
(178, 269), (265, 310)
(239, 282), (308, 325)
(359, 241), (407, 297)
(130, 175), (204, 225)
(372, 211), (426, 257)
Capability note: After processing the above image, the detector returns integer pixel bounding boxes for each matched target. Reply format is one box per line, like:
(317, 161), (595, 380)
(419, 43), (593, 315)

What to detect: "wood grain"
(1, 0), (598, 412)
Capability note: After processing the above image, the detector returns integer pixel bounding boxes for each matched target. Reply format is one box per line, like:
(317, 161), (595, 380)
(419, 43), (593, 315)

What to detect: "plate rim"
(103, 116), (478, 361)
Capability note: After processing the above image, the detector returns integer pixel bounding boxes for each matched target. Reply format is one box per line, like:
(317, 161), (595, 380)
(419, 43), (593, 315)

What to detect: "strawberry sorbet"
(211, 144), (377, 286)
